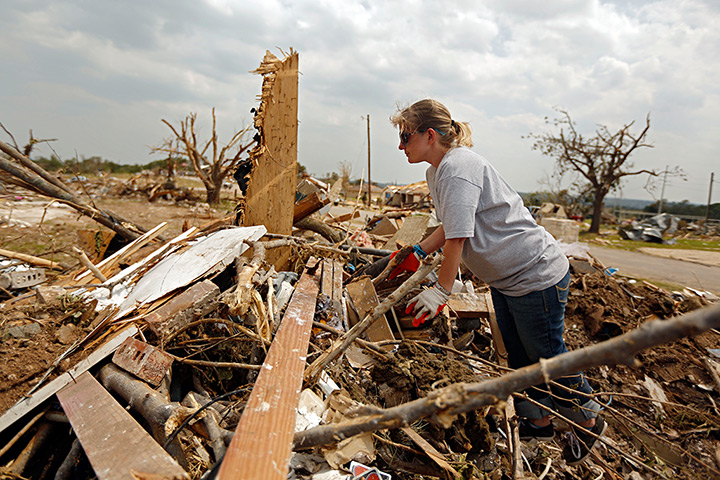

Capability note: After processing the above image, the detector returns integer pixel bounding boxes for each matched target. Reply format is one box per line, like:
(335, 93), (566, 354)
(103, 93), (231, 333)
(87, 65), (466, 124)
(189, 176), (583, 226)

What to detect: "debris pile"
(0, 191), (719, 480)
(62, 172), (203, 204)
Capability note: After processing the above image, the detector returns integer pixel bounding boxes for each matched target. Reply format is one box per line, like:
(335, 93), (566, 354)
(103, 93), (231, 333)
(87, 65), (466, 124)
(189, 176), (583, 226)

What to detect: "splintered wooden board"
(243, 52), (299, 235)
(218, 259), (321, 480)
(57, 371), (188, 480)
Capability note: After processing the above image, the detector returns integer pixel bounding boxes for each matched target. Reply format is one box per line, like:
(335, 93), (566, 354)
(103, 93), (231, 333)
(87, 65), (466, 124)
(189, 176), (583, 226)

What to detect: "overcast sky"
(2, 0), (718, 204)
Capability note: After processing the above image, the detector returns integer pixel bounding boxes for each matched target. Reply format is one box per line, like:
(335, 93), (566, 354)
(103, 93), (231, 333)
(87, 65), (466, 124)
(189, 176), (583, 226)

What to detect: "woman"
(394, 99), (606, 465)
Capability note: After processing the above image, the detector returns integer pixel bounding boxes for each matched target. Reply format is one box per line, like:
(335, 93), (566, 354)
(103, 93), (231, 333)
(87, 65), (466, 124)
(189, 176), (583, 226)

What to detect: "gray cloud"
(1, 0), (718, 204)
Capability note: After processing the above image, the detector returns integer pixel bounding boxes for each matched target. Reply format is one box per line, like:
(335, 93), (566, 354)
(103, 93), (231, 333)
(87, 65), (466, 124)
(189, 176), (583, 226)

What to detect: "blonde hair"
(390, 99), (473, 148)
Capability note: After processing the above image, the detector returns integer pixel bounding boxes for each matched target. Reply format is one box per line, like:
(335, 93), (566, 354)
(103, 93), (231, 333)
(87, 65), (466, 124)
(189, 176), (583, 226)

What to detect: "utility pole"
(657, 165), (668, 214)
(705, 172), (714, 228)
(366, 114), (371, 206)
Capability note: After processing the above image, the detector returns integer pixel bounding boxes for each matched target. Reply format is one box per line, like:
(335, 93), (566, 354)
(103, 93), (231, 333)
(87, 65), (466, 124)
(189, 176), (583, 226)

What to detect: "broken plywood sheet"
(57, 371), (189, 480)
(77, 229), (115, 263)
(218, 259), (320, 480)
(345, 277), (395, 347)
(0, 325), (138, 434)
(383, 215), (429, 250)
(368, 216), (397, 236)
(92, 226), (265, 319)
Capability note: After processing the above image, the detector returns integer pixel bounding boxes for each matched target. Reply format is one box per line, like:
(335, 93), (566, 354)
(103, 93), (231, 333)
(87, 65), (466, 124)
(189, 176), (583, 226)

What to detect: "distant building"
(344, 183), (384, 202)
(381, 181), (431, 207)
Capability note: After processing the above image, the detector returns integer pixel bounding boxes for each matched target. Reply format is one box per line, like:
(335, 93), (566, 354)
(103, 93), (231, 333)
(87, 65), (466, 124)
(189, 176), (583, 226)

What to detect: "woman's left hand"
(406, 285), (450, 326)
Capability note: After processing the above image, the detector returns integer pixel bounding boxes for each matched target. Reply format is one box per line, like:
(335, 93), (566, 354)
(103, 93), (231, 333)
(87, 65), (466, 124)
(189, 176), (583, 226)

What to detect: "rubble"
(1, 190), (718, 480)
(619, 212), (680, 243)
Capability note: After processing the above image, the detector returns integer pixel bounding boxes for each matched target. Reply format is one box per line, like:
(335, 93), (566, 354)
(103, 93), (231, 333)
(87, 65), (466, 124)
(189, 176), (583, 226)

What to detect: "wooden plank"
(243, 51), (299, 235)
(321, 259), (344, 313)
(484, 292), (507, 366)
(332, 259), (344, 313)
(57, 372), (188, 480)
(447, 292), (490, 319)
(218, 259), (321, 480)
(345, 277), (395, 345)
(0, 325), (137, 435)
(326, 211), (360, 224)
(383, 215), (429, 250)
(0, 247), (61, 270)
(112, 337), (174, 386)
(401, 426), (460, 478)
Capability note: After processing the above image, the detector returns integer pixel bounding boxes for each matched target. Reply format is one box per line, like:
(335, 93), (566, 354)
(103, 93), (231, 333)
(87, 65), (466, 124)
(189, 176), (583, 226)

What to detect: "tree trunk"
(206, 185), (221, 205)
(589, 189), (606, 233)
(0, 143), (144, 241)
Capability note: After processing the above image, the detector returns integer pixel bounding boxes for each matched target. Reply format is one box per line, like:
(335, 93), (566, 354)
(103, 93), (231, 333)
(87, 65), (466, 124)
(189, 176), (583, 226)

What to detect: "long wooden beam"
(218, 258), (320, 480)
(57, 371), (189, 480)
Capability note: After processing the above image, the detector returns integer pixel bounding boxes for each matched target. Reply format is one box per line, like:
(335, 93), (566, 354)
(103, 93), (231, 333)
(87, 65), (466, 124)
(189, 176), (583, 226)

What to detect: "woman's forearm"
(437, 237), (465, 291)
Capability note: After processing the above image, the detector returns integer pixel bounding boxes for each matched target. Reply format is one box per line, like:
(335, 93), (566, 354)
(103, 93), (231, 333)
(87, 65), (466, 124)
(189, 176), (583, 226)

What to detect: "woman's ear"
(427, 128), (437, 143)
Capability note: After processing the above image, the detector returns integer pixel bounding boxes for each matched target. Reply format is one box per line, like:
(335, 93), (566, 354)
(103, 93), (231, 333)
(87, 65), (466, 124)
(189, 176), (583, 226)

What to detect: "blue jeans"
(490, 270), (600, 423)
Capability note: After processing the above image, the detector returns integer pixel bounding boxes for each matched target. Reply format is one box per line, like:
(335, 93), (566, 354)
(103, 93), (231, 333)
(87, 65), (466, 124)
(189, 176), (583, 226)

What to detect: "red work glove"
(388, 244), (427, 279)
(405, 285), (450, 327)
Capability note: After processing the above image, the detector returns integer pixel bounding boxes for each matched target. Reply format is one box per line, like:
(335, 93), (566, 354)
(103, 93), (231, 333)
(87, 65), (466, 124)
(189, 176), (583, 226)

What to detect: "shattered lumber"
(225, 240), (267, 316)
(294, 302), (720, 449)
(0, 140), (148, 241)
(242, 50), (298, 235)
(218, 258), (321, 480)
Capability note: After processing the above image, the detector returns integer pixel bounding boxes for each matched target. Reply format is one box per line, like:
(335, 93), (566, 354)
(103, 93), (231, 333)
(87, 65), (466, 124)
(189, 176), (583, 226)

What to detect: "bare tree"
(156, 108), (254, 205)
(338, 160), (352, 200)
(528, 108), (671, 233)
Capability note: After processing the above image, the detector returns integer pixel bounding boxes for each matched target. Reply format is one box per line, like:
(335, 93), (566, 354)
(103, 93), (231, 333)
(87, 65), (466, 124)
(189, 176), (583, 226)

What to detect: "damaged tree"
(0, 139), (147, 241)
(159, 108), (254, 206)
(528, 108), (672, 233)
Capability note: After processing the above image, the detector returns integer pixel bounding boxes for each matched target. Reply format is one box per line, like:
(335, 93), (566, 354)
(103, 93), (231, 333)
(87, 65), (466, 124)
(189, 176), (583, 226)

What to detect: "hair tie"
(451, 119), (456, 129)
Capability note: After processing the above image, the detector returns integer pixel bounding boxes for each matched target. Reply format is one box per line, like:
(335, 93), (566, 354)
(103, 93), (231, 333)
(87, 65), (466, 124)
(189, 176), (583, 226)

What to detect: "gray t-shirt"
(426, 147), (568, 296)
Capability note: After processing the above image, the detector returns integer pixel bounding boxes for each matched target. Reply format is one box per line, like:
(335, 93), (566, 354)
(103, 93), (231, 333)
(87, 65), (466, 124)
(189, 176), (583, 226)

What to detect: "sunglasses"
(399, 129), (427, 146)
(399, 127), (446, 146)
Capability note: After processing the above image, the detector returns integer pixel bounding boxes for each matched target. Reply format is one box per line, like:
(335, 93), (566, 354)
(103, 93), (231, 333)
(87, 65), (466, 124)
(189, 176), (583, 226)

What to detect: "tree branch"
(294, 303), (720, 449)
